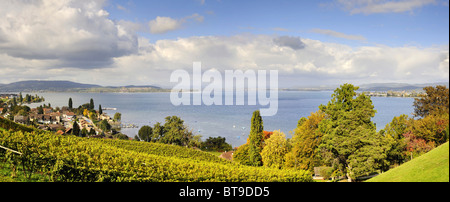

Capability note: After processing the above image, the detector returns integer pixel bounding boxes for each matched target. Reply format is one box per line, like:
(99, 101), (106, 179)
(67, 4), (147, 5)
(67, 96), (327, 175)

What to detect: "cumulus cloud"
(148, 13), (204, 34)
(110, 35), (448, 87)
(0, 0), (138, 69)
(0, 0), (447, 87)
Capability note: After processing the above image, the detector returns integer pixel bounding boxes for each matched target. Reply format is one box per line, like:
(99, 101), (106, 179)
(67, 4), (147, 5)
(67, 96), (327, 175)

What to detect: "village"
(0, 93), (123, 139)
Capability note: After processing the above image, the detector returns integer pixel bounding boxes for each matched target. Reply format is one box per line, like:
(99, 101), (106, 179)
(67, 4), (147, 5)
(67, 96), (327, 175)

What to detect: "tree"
(114, 112), (122, 122)
(381, 114), (411, 167)
(161, 116), (193, 146)
(152, 122), (164, 142)
(99, 105), (103, 115)
(319, 84), (387, 181)
(81, 128), (88, 138)
(72, 121), (80, 136)
(89, 98), (94, 110)
(248, 110), (264, 166)
(285, 111), (325, 172)
(201, 136), (232, 152)
(98, 119), (111, 132)
(413, 85), (449, 118)
(138, 125), (153, 142)
(233, 143), (252, 166)
(261, 130), (288, 169)
(68, 98), (73, 110)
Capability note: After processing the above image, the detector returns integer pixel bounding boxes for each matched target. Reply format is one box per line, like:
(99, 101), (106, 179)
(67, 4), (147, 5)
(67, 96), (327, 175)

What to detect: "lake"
(25, 91), (415, 147)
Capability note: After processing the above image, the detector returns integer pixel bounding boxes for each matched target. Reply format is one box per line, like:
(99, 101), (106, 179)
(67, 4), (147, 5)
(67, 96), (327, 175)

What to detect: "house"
(13, 115), (29, 124)
(63, 112), (76, 121)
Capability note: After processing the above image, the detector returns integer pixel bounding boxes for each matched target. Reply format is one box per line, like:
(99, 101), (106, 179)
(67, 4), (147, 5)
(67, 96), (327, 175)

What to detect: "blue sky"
(0, 0), (448, 87)
(106, 0), (449, 47)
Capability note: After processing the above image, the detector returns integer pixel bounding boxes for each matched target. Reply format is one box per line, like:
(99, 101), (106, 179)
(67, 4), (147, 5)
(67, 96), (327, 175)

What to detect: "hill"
(0, 121), (311, 182)
(0, 80), (165, 92)
(0, 80), (101, 92)
(358, 82), (449, 91)
(367, 142), (449, 182)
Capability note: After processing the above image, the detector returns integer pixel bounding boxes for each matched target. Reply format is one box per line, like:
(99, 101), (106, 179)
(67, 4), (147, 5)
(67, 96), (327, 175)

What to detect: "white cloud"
(109, 35), (449, 87)
(149, 17), (182, 34)
(0, 1), (447, 87)
(335, 0), (438, 14)
(148, 13), (204, 34)
(0, 0), (138, 68)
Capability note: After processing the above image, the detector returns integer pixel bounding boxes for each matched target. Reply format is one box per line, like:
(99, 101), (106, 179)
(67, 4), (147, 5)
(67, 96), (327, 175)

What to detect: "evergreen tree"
(319, 84), (387, 181)
(99, 104), (103, 115)
(72, 120), (80, 137)
(89, 98), (94, 110)
(248, 110), (264, 166)
(68, 98), (73, 110)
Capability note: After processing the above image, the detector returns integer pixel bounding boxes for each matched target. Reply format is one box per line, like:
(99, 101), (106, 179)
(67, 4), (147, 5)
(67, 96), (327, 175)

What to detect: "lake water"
(24, 91), (415, 147)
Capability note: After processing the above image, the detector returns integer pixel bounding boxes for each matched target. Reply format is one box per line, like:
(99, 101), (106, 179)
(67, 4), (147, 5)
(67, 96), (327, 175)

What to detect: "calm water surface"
(25, 91), (414, 147)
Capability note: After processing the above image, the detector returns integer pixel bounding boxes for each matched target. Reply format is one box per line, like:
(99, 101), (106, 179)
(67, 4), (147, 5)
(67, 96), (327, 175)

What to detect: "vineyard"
(0, 128), (312, 182)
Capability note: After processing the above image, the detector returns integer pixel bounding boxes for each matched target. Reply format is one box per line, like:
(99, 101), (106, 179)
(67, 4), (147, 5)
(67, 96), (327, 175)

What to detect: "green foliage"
(285, 111), (325, 172)
(261, 130), (288, 169)
(89, 98), (94, 110)
(232, 143), (252, 166)
(98, 105), (102, 115)
(98, 119), (111, 132)
(413, 85), (449, 118)
(68, 98), (73, 110)
(72, 121), (80, 136)
(368, 142), (449, 182)
(201, 136), (232, 152)
(159, 116), (193, 146)
(248, 110), (264, 166)
(319, 84), (386, 181)
(138, 125), (153, 142)
(0, 130), (312, 182)
(113, 112), (121, 121)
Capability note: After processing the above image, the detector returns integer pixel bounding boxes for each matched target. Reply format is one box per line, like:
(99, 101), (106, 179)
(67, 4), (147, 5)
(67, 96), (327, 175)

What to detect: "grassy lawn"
(368, 142), (449, 182)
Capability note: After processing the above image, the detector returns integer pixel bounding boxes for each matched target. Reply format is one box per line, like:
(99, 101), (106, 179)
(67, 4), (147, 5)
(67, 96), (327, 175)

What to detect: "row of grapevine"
(0, 130), (312, 182)
(96, 138), (232, 164)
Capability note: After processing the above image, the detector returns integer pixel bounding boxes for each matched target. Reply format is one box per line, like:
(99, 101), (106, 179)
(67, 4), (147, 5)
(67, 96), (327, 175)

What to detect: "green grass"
(367, 142), (449, 182)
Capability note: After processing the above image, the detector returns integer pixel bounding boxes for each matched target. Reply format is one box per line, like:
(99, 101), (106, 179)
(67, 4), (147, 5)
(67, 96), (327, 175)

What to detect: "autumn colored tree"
(413, 85), (449, 118)
(285, 111), (325, 172)
(261, 130), (288, 169)
(402, 131), (436, 160)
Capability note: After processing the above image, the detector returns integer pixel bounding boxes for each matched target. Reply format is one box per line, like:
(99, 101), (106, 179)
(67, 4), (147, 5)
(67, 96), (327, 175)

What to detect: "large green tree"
(159, 116), (193, 146)
(248, 110), (264, 166)
(319, 84), (387, 181)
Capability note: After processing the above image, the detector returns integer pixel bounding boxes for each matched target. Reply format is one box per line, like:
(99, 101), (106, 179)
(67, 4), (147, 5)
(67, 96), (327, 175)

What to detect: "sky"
(0, 0), (448, 88)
